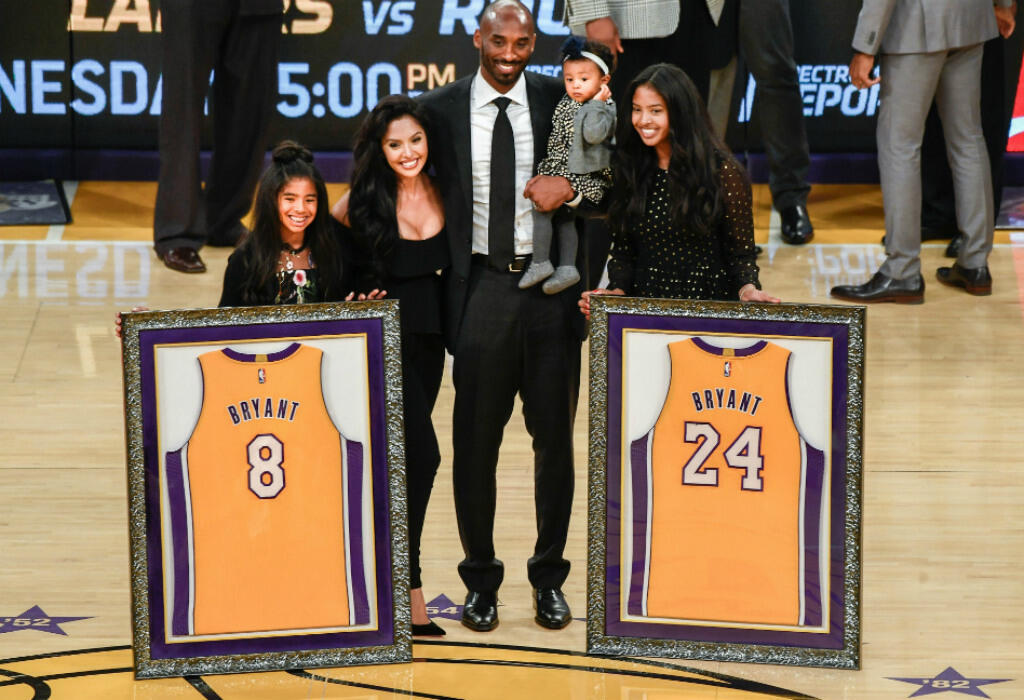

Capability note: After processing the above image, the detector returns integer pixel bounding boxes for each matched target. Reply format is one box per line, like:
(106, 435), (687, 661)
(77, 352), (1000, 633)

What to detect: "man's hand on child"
(596, 85), (612, 102)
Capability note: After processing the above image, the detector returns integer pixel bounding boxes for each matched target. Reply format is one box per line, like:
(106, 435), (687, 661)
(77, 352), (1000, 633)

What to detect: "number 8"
(247, 434), (285, 498)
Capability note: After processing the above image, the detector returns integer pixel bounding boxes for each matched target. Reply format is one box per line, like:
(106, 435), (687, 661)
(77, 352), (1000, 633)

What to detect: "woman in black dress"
(580, 63), (779, 318)
(332, 95), (449, 636)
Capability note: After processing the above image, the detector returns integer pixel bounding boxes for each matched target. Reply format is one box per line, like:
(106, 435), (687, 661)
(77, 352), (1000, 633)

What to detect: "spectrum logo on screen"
(738, 64), (880, 123)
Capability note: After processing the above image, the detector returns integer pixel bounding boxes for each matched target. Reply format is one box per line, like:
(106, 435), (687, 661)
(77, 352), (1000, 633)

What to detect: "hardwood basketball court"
(1, 181), (1022, 699)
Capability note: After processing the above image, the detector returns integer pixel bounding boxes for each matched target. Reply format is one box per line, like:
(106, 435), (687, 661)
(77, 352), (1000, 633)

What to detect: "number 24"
(682, 422), (764, 491)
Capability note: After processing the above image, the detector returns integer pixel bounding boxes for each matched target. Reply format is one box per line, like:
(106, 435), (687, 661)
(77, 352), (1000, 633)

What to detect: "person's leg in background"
(830, 51), (942, 304)
(933, 43), (994, 294)
(153, 0), (230, 272)
(737, 0), (814, 245)
(920, 34), (1018, 258)
(204, 10), (281, 246)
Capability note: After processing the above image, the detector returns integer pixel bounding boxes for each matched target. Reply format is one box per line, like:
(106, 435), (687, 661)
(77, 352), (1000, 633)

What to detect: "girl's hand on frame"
(345, 289), (388, 301)
(739, 284), (780, 304)
(114, 306), (150, 339)
(578, 287), (625, 319)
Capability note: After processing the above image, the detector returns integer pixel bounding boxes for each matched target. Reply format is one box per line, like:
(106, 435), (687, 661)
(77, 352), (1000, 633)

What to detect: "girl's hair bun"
(272, 140), (314, 165)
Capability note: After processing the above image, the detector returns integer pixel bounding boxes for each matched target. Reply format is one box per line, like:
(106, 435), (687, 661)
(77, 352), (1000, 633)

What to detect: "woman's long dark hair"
(238, 141), (341, 305)
(348, 94), (435, 287)
(609, 63), (729, 240)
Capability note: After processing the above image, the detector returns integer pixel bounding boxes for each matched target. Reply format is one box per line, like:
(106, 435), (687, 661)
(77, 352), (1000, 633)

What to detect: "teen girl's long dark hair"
(609, 63), (730, 240)
(347, 94), (435, 287)
(238, 141), (342, 305)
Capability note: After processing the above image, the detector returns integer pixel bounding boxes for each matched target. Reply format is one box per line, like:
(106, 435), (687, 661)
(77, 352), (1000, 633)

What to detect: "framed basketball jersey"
(585, 297), (864, 670)
(121, 302), (412, 678)
(162, 343), (371, 639)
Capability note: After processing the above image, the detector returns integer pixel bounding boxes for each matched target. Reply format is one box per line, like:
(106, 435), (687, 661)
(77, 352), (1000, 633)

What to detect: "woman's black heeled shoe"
(411, 620), (446, 637)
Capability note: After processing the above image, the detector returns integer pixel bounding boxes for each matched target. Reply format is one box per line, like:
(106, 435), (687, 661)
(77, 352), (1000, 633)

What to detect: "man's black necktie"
(488, 96), (515, 269)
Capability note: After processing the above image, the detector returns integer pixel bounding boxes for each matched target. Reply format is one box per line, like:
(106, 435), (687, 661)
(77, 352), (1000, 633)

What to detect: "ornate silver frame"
(121, 301), (411, 678)
(586, 296), (864, 669)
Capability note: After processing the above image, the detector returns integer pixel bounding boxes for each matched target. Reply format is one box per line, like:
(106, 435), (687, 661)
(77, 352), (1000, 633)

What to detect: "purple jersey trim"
(802, 443), (826, 628)
(345, 438), (371, 625)
(165, 447), (192, 637)
(627, 432), (651, 617)
(691, 337), (767, 357)
(221, 342), (301, 363)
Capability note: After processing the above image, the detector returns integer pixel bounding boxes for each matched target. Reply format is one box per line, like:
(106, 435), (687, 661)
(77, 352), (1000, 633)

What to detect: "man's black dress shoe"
(411, 620), (446, 637)
(533, 588), (571, 630)
(830, 270), (924, 304)
(461, 591), (498, 632)
(936, 262), (992, 296)
(160, 246), (206, 273)
(944, 232), (964, 259)
(780, 205), (814, 245)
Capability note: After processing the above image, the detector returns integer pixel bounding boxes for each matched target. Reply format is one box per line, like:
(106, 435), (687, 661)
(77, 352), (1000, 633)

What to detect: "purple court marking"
(888, 667), (1013, 698)
(0, 606), (91, 636)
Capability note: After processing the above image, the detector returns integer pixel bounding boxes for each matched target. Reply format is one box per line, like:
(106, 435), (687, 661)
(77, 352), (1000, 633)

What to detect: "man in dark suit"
(418, 0), (586, 633)
(153, 0), (281, 273)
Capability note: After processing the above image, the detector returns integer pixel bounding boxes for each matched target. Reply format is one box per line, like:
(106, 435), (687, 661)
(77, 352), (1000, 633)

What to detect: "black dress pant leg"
(205, 11), (281, 241)
(154, 0), (230, 253)
(738, 0), (810, 211)
(452, 265), (580, 593)
(452, 266), (521, 593)
(401, 332), (445, 590)
(520, 285), (580, 589)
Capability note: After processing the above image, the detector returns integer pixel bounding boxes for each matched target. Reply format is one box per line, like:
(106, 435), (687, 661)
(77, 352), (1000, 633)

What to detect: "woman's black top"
(607, 157), (760, 300)
(378, 229), (449, 336)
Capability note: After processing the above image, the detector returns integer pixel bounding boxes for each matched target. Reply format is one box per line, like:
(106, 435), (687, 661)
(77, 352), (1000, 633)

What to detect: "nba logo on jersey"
(723, 361), (731, 377)
(258, 367), (266, 383)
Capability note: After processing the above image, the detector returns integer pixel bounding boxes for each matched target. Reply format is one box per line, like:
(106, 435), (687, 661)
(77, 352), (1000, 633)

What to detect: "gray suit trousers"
(878, 44), (993, 279)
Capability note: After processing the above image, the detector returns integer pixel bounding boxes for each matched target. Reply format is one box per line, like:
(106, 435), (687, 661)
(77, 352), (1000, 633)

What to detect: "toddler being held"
(520, 36), (615, 293)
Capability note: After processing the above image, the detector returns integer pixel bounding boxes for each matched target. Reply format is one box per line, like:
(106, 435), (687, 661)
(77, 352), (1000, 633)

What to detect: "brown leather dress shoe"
(831, 271), (924, 304)
(160, 247), (206, 273)
(936, 262), (991, 296)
